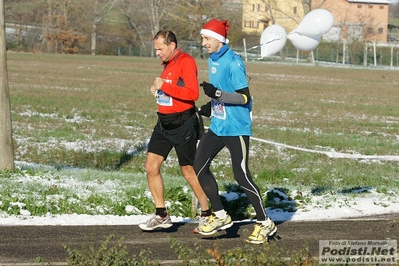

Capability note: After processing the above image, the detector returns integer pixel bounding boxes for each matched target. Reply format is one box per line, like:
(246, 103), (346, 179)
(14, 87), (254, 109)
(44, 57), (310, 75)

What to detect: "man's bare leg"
(139, 152), (173, 231)
(145, 152), (166, 208)
(181, 165), (209, 210)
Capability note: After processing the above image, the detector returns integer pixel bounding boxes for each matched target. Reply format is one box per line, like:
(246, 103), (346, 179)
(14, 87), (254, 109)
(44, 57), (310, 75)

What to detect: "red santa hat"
(200, 19), (229, 44)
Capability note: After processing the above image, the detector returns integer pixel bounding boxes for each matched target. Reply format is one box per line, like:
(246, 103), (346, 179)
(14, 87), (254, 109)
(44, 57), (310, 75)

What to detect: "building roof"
(347, 0), (391, 4)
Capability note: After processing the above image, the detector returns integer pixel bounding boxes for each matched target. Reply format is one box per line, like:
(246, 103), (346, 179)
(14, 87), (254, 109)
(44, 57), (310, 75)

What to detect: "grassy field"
(7, 52), (399, 188)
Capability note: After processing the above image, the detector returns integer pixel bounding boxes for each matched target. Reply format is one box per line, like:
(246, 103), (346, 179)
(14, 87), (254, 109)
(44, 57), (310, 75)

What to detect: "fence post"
(243, 38), (247, 62)
(390, 46), (393, 67)
(296, 49), (299, 63)
(191, 193), (198, 218)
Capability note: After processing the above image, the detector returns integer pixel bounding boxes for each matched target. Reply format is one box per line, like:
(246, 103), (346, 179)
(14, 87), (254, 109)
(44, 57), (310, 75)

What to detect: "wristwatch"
(215, 90), (222, 98)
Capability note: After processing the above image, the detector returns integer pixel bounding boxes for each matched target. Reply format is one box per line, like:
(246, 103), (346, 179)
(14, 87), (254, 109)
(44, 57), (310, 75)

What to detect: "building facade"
(242, 0), (390, 43)
(242, 0), (304, 35)
(313, 0), (390, 42)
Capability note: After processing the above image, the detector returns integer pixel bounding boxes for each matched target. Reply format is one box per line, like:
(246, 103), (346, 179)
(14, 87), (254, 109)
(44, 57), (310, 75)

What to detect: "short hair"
(153, 30), (178, 47)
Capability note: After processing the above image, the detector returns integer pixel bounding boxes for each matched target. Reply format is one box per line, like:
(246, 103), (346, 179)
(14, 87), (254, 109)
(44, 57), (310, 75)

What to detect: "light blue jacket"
(208, 48), (252, 136)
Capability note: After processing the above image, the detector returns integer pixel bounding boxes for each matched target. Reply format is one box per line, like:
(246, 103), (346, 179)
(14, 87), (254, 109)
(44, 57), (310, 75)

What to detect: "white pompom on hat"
(200, 19), (229, 44)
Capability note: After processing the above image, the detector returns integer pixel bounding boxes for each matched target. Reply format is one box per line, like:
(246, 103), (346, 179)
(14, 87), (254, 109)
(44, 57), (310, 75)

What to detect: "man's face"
(153, 37), (175, 62)
(201, 34), (222, 54)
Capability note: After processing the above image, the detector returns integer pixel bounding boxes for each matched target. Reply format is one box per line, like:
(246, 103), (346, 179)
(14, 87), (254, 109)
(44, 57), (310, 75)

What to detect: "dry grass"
(7, 52), (399, 189)
(246, 63), (399, 149)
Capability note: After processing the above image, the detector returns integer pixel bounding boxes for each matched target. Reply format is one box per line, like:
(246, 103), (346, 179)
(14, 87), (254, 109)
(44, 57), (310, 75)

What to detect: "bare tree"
(169, 0), (222, 43)
(118, 0), (176, 49)
(42, 0), (87, 53)
(5, 0), (31, 50)
(0, 0), (14, 170)
(118, 0), (152, 50)
(390, 2), (399, 18)
(86, 0), (119, 55)
(302, 0), (327, 13)
(118, 0), (230, 56)
(4, 0), (44, 52)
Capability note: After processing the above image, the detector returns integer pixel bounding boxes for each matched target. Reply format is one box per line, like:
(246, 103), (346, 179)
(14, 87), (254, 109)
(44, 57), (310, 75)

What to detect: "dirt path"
(0, 214), (398, 265)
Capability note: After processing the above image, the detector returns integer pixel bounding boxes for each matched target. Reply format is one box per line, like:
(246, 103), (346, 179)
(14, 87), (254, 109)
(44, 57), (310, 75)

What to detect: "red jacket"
(156, 49), (199, 114)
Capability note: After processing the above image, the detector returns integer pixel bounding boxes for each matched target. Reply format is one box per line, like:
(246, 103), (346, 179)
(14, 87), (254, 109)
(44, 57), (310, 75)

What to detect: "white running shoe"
(138, 214), (173, 231)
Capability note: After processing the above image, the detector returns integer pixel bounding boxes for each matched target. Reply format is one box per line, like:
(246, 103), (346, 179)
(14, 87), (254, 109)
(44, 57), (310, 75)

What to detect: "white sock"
(260, 218), (272, 226)
(214, 209), (227, 218)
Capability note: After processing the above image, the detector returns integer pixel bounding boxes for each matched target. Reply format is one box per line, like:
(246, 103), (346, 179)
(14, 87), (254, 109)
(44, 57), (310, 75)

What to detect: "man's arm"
(217, 87), (250, 104)
(201, 81), (250, 105)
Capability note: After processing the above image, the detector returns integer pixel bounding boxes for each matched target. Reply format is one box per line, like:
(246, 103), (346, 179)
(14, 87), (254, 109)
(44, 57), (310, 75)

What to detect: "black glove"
(198, 101), (211, 117)
(200, 81), (218, 98)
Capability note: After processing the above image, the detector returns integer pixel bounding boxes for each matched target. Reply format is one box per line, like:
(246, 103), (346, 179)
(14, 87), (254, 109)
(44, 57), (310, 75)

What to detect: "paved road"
(0, 214), (398, 265)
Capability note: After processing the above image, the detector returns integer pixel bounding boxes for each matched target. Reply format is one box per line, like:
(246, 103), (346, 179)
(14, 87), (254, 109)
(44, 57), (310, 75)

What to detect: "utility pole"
(0, 0), (14, 170)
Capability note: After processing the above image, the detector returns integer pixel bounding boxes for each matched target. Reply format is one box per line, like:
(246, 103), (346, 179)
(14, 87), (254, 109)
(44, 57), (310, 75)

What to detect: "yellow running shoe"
(246, 219), (277, 244)
(196, 213), (233, 235)
(193, 215), (209, 234)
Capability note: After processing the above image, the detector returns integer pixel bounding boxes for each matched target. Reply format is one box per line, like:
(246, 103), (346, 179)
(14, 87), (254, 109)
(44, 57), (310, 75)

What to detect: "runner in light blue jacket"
(194, 18), (277, 244)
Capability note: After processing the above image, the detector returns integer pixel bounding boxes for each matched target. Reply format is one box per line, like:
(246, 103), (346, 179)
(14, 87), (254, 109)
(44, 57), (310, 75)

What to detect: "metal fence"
(117, 41), (399, 68)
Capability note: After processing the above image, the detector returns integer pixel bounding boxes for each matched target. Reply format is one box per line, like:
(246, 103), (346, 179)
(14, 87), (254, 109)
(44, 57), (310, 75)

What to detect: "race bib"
(211, 100), (226, 120)
(156, 79), (173, 106)
(156, 90), (173, 106)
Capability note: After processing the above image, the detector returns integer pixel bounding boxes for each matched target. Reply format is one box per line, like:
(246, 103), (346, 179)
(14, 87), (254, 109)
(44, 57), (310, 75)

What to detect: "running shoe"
(138, 214), (173, 231)
(246, 219), (277, 244)
(196, 213), (233, 235)
(193, 215), (209, 234)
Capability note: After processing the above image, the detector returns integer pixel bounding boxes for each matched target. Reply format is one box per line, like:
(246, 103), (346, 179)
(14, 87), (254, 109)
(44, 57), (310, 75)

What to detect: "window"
(357, 4), (362, 8)
(368, 4), (373, 9)
(367, 27), (374, 34)
(244, 21), (259, 29)
(378, 28), (383, 34)
(379, 5), (384, 9)
(293, 7), (297, 14)
(244, 20), (259, 29)
(253, 4), (260, 11)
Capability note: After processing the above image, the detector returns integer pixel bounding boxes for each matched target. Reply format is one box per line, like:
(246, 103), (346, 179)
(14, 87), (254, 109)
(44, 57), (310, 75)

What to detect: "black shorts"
(147, 113), (199, 166)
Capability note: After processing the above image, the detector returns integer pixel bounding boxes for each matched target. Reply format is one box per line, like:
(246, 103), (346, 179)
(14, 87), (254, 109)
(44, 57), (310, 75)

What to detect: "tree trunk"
(91, 0), (99, 56)
(0, 0), (14, 170)
(91, 23), (97, 55)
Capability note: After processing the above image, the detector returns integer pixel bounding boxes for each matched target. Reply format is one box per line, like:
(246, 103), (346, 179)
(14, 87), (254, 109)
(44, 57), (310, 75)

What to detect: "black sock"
(201, 209), (212, 217)
(156, 208), (167, 217)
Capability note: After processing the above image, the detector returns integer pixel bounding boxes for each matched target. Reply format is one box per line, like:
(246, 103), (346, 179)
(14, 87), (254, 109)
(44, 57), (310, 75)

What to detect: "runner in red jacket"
(154, 47), (198, 114)
(139, 30), (210, 233)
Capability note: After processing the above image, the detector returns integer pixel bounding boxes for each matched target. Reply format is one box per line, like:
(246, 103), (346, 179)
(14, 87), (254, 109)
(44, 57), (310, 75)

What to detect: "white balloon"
(295, 9), (334, 37)
(287, 31), (321, 51)
(260, 25), (287, 57)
